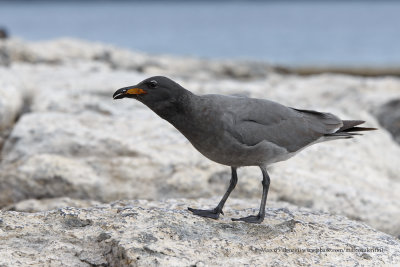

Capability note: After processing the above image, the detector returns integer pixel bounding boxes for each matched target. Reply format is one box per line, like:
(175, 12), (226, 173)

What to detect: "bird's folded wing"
(225, 98), (343, 152)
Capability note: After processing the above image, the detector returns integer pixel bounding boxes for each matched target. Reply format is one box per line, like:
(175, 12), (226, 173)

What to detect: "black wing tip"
(343, 126), (378, 132)
(325, 125), (377, 138)
(339, 120), (377, 133)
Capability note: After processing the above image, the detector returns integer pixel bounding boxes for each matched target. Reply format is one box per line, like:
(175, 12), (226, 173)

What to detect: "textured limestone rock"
(0, 112), (227, 205)
(0, 84), (23, 130)
(0, 199), (399, 267)
(0, 39), (400, 239)
(4, 197), (101, 213)
(375, 98), (400, 145)
(0, 82), (23, 150)
(1, 38), (274, 79)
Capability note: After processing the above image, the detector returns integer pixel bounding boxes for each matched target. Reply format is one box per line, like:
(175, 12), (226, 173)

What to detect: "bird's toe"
(188, 207), (222, 220)
(231, 214), (264, 224)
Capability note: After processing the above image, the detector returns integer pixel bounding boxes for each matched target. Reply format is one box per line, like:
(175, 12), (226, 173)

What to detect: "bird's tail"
(324, 120), (377, 139)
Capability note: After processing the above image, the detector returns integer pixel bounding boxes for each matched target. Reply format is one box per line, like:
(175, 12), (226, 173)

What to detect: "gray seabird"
(113, 76), (376, 223)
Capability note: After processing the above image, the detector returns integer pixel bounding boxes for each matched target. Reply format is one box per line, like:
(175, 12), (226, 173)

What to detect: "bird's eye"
(148, 80), (158, 88)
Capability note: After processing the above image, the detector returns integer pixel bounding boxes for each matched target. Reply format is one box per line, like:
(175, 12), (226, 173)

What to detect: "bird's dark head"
(113, 76), (189, 118)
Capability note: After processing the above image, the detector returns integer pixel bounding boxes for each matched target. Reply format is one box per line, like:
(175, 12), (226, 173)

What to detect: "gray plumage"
(113, 76), (376, 224)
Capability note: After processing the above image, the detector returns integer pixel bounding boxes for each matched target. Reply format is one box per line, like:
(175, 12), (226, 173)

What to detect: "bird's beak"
(113, 86), (147, 99)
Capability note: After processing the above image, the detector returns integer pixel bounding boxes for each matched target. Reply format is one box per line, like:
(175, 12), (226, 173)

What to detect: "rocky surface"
(0, 83), (23, 145)
(0, 38), (400, 265)
(1, 198), (400, 267)
(375, 98), (400, 145)
(0, 38), (275, 80)
(4, 197), (101, 213)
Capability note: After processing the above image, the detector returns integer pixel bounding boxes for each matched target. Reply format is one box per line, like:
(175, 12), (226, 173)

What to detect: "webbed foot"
(188, 207), (223, 220)
(231, 214), (264, 224)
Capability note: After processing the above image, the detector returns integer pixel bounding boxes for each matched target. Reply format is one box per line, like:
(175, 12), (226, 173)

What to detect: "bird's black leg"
(232, 166), (270, 224)
(188, 167), (238, 220)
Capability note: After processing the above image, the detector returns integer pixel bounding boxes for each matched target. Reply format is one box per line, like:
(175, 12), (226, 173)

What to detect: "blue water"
(0, 1), (399, 67)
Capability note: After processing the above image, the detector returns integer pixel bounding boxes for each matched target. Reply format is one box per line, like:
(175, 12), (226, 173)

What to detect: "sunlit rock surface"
(1, 199), (399, 267)
(0, 38), (399, 266)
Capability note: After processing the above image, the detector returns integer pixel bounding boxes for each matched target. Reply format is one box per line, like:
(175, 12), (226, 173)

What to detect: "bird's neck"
(162, 92), (208, 142)
(151, 88), (197, 123)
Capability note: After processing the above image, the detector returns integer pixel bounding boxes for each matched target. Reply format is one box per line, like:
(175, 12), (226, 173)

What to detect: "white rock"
(0, 112), (227, 205)
(0, 83), (23, 129)
(2, 38), (274, 79)
(374, 99), (400, 144)
(0, 80), (23, 150)
(4, 197), (101, 213)
(0, 39), (400, 238)
(0, 199), (399, 267)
